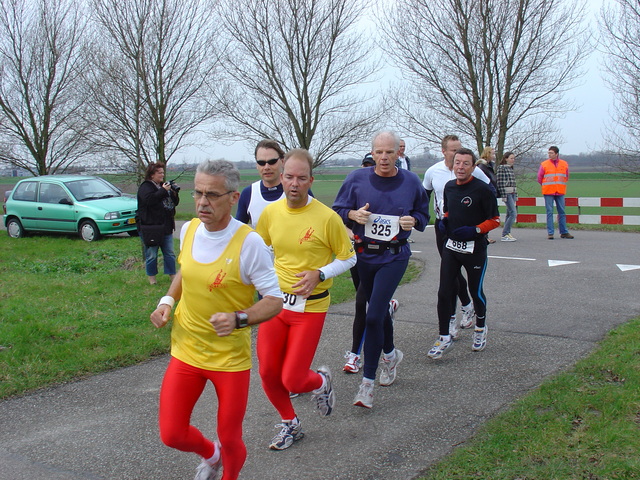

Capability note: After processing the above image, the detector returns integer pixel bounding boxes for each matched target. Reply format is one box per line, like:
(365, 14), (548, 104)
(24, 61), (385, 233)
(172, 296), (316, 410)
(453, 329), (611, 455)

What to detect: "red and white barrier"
(497, 197), (640, 225)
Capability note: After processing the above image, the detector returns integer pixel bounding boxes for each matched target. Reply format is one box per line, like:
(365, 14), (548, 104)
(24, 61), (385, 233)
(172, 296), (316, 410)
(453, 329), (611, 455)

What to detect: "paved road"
(1, 227), (639, 479)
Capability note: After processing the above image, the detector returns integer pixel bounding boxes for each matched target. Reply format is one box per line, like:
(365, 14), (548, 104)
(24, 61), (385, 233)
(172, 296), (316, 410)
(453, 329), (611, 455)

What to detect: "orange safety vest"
(540, 159), (569, 195)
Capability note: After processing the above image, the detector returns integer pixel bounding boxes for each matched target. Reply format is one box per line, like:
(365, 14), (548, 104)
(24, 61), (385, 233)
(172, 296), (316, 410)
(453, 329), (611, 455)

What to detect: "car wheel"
(79, 220), (101, 242)
(6, 217), (24, 238)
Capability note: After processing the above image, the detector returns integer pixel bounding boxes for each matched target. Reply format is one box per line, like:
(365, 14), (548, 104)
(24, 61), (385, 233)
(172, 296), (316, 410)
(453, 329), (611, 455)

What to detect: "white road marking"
(548, 260), (580, 267)
(488, 255), (536, 261)
(617, 264), (640, 272)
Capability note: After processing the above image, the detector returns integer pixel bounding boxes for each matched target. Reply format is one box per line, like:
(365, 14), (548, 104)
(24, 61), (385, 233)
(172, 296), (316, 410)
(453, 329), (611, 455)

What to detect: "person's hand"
(399, 215), (416, 231)
(150, 305), (171, 328)
(437, 218), (448, 235)
(210, 312), (235, 337)
(453, 226), (477, 240)
(351, 203), (371, 225)
(292, 270), (321, 298)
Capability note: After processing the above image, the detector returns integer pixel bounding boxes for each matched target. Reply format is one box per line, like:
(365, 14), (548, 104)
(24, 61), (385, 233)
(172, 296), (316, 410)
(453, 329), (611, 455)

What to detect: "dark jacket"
(476, 160), (498, 197)
(136, 180), (179, 235)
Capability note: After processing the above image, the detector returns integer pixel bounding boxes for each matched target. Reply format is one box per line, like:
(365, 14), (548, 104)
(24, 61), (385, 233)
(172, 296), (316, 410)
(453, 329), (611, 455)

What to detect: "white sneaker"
(343, 351), (361, 374)
(501, 235), (516, 242)
(379, 349), (403, 386)
(269, 418), (304, 450)
(472, 326), (488, 351)
(353, 381), (374, 409)
(388, 298), (399, 320)
(312, 366), (335, 416)
(460, 305), (475, 329)
(427, 336), (454, 360)
(449, 316), (460, 340)
(194, 442), (221, 480)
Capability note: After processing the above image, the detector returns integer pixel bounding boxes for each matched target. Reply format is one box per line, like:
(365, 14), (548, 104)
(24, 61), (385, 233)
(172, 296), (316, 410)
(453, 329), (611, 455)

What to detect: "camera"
(168, 180), (181, 193)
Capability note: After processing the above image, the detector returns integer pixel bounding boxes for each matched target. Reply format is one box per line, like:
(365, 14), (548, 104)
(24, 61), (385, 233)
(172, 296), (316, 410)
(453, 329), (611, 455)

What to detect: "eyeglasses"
(256, 158), (280, 166)
(191, 190), (234, 201)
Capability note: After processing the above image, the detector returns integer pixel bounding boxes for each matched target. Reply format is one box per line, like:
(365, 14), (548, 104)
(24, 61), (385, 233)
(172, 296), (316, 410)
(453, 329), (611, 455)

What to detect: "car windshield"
(65, 178), (122, 201)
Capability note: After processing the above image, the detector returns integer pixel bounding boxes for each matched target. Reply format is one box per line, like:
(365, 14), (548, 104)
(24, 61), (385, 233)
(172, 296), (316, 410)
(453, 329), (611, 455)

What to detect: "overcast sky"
(176, 0), (612, 164)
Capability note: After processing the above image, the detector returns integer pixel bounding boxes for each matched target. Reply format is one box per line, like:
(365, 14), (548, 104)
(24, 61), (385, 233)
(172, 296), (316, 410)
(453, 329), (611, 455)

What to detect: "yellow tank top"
(171, 219), (256, 371)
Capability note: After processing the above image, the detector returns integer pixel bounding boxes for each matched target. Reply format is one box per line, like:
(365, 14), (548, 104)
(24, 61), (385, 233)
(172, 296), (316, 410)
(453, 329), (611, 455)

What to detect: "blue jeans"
(142, 233), (176, 276)
(544, 194), (568, 235)
(502, 193), (517, 236)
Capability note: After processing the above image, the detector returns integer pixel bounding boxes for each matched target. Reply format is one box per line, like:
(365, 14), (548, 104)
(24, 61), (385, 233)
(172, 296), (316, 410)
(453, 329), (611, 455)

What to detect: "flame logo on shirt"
(299, 227), (314, 244)
(208, 269), (227, 291)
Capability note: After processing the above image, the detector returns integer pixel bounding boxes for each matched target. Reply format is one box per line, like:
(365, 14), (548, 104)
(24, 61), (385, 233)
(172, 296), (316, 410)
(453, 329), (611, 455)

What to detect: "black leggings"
(349, 266), (368, 354)
(437, 244), (488, 335)
(434, 219), (472, 310)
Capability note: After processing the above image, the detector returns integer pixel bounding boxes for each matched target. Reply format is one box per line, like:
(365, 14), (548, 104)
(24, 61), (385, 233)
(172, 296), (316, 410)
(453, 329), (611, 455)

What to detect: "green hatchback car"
(3, 175), (138, 241)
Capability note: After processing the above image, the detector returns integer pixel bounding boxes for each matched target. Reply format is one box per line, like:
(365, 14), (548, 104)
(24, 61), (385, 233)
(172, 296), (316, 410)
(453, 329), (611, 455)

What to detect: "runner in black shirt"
(428, 148), (500, 359)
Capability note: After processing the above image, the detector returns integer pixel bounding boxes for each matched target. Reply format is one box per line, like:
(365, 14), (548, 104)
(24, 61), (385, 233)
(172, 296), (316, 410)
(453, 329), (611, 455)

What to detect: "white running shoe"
(353, 382), (374, 409)
(460, 305), (476, 329)
(449, 316), (460, 340)
(427, 336), (454, 360)
(388, 298), (399, 320)
(501, 235), (516, 242)
(312, 366), (335, 416)
(194, 442), (222, 480)
(269, 418), (304, 450)
(472, 326), (488, 351)
(343, 351), (361, 374)
(379, 349), (403, 386)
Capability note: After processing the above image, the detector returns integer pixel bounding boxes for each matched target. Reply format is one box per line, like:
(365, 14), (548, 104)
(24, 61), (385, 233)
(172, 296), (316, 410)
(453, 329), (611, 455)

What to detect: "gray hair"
(371, 130), (400, 151)
(196, 159), (240, 192)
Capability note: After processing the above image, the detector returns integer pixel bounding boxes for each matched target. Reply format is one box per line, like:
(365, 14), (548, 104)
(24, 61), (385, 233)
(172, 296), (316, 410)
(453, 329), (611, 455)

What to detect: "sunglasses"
(256, 158), (280, 166)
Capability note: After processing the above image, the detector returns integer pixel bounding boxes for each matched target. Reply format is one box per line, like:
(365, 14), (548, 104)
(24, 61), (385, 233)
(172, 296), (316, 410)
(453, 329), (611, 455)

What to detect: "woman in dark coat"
(137, 162), (179, 284)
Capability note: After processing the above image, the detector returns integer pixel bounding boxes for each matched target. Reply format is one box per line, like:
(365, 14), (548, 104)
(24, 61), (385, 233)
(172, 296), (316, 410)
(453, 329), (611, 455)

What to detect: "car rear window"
(12, 181), (38, 202)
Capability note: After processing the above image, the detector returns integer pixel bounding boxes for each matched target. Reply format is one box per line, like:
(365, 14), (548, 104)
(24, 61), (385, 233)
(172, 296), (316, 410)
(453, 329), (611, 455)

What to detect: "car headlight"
(104, 212), (121, 220)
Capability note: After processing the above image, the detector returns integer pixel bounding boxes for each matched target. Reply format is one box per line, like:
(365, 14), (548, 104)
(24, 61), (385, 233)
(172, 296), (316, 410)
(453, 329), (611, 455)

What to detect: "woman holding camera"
(137, 162), (180, 285)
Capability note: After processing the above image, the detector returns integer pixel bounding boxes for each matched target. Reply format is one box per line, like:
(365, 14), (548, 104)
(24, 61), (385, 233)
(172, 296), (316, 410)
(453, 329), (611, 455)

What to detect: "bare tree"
(0, 0), (91, 175)
(87, 0), (222, 177)
(599, 0), (640, 175)
(383, 0), (590, 161)
(214, 0), (380, 166)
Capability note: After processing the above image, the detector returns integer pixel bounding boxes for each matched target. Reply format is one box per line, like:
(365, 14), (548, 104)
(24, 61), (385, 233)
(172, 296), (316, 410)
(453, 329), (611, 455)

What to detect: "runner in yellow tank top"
(149, 160), (282, 480)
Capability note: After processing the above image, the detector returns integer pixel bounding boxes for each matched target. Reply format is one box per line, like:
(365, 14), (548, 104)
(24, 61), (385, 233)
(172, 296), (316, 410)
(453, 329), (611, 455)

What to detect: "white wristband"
(158, 295), (175, 309)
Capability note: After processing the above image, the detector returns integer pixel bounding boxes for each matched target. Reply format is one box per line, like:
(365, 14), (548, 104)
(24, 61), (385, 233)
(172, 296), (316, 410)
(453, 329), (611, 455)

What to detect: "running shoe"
(289, 392), (299, 398)
(460, 305), (476, 329)
(427, 336), (454, 360)
(501, 235), (516, 242)
(449, 316), (460, 340)
(472, 326), (488, 351)
(353, 382), (374, 409)
(343, 351), (361, 374)
(379, 349), (404, 386)
(388, 298), (399, 320)
(269, 418), (304, 450)
(312, 366), (335, 416)
(560, 233), (574, 239)
(194, 442), (222, 480)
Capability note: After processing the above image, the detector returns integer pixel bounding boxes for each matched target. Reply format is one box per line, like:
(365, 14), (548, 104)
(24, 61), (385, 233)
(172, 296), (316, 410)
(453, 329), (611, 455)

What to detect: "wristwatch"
(318, 269), (326, 282)
(235, 311), (249, 329)
(475, 226), (481, 234)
